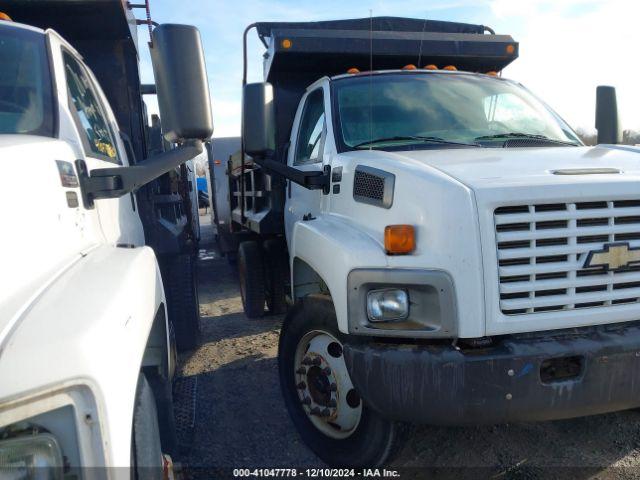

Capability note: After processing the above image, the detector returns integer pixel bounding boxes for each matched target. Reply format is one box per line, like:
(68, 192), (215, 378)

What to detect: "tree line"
(575, 129), (640, 146)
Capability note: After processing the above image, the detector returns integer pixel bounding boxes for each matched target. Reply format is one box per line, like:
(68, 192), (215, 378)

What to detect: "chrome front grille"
(495, 200), (640, 315)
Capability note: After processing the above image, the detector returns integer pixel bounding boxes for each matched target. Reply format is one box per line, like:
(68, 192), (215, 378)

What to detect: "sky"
(137, 0), (640, 138)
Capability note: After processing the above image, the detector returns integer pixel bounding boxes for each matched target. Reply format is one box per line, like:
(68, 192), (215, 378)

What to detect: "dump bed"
(255, 17), (518, 154)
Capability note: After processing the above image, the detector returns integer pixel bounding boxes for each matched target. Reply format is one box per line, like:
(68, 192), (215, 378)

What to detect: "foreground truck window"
(334, 73), (580, 150)
(0, 24), (54, 136)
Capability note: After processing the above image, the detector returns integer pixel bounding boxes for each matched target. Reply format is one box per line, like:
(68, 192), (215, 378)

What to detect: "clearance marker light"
(0, 12), (12, 21)
(423, 64), (438, 70)
(347, 67), (360, 74)
(506, 44), (516, 54)
(281, 38), (292, 49)
(486, 71), (498, 76)
(443, 65), (457, 71)
(384, 225), (415, 254)
(402, 64), (417, 70)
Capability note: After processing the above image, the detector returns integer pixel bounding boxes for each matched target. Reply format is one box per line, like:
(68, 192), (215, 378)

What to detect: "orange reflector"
(0, 12), (12, 21)
(443, 65), (457, 71)
(281, 38), (292, 49)
(506, 44), (515, 54)
(423, 64), (438, 70)
(486, 71), (498, 76)
(402, 64), (417, 70)
(384, 225), (415, 254)
(347, 67), (360, 74)
(214, 159), (221, 165)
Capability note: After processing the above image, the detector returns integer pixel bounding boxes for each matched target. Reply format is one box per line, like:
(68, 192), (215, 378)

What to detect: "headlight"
(0, 434), (63, 480)
(366, 288), (409, 322)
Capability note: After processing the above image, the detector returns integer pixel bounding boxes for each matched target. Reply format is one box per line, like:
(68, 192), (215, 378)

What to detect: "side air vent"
(353, 165), (395, 209)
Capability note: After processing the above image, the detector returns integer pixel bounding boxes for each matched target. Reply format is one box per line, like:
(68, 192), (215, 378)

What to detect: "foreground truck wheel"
(164, 254), (201, 352)
(132, 374), (164, 475)
(279, 295), (408, 467)
(238, 241), (266, 318)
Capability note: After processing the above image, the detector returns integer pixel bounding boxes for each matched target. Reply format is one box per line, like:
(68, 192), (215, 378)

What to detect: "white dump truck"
(210, 17), (640, 467)
(0, 1), (212, 476)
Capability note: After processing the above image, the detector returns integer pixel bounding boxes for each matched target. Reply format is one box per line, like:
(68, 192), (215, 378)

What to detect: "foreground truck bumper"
(343, 322), (640, 425)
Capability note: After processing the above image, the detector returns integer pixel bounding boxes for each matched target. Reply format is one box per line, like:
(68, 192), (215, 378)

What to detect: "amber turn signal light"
(423, 64), (438, 70)
(384, 225), (415, 254)
(347, 67), (360, 74)
(402, 64), (417, 70)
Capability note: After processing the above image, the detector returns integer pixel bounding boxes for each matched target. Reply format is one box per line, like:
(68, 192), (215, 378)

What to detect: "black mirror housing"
(243, 82), (276, 157)
(596, 85), (621, 144)
(151, 24), (213, 143)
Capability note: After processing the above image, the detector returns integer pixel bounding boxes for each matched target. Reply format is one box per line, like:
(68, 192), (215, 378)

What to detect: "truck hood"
(386, 145), (640, 190)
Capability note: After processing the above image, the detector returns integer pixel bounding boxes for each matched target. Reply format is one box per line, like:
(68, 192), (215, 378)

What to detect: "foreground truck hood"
(391, 145), (640, 335)
(391, 145), (640, 190)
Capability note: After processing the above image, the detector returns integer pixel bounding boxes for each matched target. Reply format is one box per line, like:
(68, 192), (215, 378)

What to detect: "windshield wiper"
(474, 132), (579, 146)
(354, 135), (479, 149)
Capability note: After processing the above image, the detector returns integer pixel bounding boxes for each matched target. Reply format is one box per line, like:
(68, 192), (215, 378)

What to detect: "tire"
(163, 254), (200, 352)
(278, 295), (410, 467)
(263, 238), (289, 315)
(238, 241), (266, 318)
(146, 372), (178, 458)
(132, 373), (164, 480)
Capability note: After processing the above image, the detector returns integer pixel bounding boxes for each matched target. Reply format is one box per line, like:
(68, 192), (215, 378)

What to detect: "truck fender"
(290, 216), (388, 333)
(0, 245), (167, 466)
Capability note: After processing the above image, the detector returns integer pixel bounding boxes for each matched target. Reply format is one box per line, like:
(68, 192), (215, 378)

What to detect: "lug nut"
(329, 383), (338, 392)
(312, 357), (322, 366)
(302, 357), (312, 366)
(302, 397), (311, 405)
(321, 408), (331, 417)
(297, 382), (306, 390)
(322, 367), (332, 376)
(328, 399), (337, 408)
(310, 407), (321, 415)
(296, 367), (307, 375)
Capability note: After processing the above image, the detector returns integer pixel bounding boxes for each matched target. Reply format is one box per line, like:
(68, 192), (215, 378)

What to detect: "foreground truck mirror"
(596, 85), (621, 144)
(243, 82), (276, 157)
(150, 24), (214, 142)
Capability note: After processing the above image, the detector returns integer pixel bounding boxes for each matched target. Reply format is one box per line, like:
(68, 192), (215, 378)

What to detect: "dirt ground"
(177, 214), (640, 478)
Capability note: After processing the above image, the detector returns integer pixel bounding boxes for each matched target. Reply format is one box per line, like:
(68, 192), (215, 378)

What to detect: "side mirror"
(150, 24), (214, 143)
(596, 85), (621, 144)
(242, 82), (275, 157)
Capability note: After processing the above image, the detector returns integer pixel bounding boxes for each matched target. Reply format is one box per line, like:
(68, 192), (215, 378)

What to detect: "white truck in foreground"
(0, 3), (212, 477)
(214, 17), (640, 467)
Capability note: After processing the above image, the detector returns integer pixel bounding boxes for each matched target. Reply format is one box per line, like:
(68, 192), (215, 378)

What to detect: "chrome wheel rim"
(294, 330), (362, 439)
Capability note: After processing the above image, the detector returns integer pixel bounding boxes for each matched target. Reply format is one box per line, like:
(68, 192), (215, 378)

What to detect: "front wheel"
(278, 295), (409, 467)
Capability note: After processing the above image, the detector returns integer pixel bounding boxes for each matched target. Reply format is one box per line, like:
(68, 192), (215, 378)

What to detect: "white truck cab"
(0, 9), (212, 476)
(218, 18), (640, 467)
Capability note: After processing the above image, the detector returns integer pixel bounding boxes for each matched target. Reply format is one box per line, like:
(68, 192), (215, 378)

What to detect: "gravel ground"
(177, 215), (640, 478)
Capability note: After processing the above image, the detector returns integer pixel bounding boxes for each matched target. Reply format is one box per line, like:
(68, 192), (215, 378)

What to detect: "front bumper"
(343, 322), (640, 425)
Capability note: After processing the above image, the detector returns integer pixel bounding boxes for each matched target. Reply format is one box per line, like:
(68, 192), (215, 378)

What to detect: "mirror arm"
(76, 140), (203, 208)
(253, 155), (330, 193)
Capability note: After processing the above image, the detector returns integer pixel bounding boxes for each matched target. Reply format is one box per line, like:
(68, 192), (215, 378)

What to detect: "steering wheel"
(0, 99), (28, 114)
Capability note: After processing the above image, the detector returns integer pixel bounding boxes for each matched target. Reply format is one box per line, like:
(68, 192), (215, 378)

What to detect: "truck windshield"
(333, 73), (580, 150)
(0, 25), (54, 137)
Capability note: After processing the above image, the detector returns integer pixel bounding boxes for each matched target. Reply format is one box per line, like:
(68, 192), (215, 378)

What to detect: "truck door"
(285, 87), (326, 244)
(61, 50), (144, 247)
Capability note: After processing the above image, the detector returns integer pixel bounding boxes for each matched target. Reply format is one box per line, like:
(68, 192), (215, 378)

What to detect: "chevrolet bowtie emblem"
(583, 242), (640, 271)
